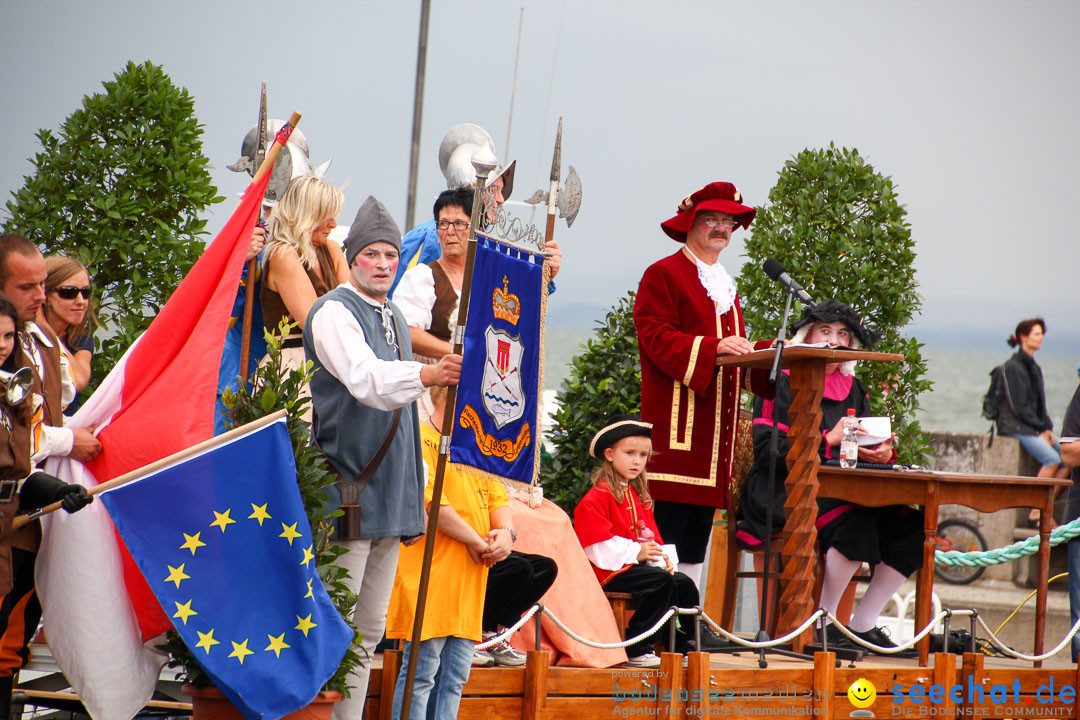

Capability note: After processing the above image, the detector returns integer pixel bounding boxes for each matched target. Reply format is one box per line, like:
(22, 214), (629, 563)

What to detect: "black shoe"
(685, 626), (730, 652)
(850, 626), (918, 658)
(819, 623), (857, 650)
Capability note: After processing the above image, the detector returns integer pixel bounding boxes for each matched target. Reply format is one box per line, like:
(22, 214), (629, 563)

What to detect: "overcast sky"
(3, 0), (1078, 355)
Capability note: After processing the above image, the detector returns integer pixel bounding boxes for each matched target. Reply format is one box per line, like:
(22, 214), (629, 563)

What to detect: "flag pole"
(398, 156), (496, 720)
(251, 111), (302, 186)
(9, 410), (288, 532)
(238, 83), (269, 384)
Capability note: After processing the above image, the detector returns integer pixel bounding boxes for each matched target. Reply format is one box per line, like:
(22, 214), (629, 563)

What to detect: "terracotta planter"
(182, 684), (342, 720)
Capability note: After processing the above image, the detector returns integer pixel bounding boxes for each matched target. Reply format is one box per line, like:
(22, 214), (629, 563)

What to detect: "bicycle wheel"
(934, 518), (988, 585)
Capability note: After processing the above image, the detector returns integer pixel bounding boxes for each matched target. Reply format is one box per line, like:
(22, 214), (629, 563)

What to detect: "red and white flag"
(35, 167), (271, 720)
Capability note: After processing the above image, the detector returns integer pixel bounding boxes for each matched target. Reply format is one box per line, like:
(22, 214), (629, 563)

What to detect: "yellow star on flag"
(300, 545), (315, 568)
(279, 522), (302, 545)
(295, 614), (317, 637)
(265, 633), (291, 658)
(304, 578), (314, 601)
(173, 599), (197, 625)
(229, 639), (254, 665)
(248, 503), (272, 526)
(210, 509), (236, 533)
(164, 563), (190, 589)
(180, 532), (206, 556)
(195, 629), (220, 654)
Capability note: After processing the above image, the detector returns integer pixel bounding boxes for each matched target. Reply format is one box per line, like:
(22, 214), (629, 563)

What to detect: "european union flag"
(99, 419), (352, 720)
(449, 236), (545, 484)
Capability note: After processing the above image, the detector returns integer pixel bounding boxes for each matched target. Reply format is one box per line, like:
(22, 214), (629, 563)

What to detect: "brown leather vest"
(428, 261), (459, 343)
(10, 323), (65, 553)
(22, 323), (64, 427)
(261, 244), (337, 335)
(0, 402), (34, 595)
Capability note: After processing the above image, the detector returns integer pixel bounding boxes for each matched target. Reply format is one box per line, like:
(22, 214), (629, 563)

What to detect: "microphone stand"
(745, 289), (858, 667)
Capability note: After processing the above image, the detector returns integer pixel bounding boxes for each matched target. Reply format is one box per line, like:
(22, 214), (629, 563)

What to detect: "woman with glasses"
(394, 187), (475, 367)
(44, 256), (95, 413)
(260, 175), (349, 378)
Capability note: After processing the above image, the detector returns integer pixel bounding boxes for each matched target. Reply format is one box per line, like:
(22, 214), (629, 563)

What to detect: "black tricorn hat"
(589, 414), (653, 459)
(789, 300), (877, 349)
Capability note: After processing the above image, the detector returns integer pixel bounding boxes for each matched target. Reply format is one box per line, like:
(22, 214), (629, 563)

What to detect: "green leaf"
(260, 387), (277, 413)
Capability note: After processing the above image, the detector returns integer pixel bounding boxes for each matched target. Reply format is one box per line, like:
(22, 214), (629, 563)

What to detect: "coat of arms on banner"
(481, 326), (525, 429)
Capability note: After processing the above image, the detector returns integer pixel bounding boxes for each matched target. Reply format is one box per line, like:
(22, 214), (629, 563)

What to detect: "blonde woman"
(44, 256), (96, 412)
(261, 175), (349, 370)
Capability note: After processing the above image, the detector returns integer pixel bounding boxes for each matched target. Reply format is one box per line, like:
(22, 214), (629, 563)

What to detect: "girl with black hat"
(736, 300), (922, 655)
(574, 414), (726, 667)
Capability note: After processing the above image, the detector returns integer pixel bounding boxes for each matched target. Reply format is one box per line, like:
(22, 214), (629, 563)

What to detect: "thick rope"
(820, 610), (953, 654)
(539, 606), (679, 650)
(936, 517), (1080, 568)
(475, 603), (543, 650)
(479, 603), (1079, 663)
(700, 610), (825, 648)
(973, 614), (1080, 662)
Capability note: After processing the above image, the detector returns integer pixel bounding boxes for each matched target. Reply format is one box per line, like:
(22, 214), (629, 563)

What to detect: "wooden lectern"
(715, 346), (903, 652)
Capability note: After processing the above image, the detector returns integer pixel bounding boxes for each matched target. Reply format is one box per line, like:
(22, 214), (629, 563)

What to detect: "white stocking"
(850, 564), (907, 633)
(818, 547), (860, 620)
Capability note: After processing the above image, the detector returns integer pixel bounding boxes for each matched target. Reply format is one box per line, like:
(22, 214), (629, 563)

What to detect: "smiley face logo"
(847, 678), (876, 708)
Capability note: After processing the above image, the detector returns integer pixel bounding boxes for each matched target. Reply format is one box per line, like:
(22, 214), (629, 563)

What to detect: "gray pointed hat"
(345, 196), (402, 266)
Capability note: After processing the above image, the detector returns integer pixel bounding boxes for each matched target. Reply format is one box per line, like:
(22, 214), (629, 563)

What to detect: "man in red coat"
(633, 182), (769, 588)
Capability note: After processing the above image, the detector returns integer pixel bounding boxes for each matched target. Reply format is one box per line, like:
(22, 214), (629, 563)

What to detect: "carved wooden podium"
(716, 347), (903, 652)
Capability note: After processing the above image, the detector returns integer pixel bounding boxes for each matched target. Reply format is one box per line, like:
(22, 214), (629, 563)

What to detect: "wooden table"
(817, 465), (1069, 666)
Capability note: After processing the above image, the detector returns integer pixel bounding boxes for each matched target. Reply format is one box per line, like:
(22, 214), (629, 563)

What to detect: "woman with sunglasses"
(44, 256), (95, 413)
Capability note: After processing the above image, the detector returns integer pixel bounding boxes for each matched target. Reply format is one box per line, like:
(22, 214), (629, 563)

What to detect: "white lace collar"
(683, 248), (736, 315)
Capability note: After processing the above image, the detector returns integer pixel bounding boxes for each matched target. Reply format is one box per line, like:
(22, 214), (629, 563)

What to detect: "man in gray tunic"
(303, 196), (462, 719)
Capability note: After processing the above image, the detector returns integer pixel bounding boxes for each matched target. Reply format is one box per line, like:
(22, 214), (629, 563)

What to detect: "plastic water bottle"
(840, 409), (859, 469)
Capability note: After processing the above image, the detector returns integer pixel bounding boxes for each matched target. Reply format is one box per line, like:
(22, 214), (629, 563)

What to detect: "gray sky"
(3, 0), (1078, 355)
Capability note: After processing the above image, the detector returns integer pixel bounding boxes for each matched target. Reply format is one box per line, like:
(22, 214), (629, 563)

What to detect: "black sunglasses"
(53, 285), (92, 300)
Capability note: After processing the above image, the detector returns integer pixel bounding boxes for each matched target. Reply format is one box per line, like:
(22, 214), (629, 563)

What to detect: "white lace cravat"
(683, 248), (736, 314)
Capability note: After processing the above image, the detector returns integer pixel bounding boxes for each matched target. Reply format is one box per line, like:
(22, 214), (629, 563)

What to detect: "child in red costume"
(574, 415), (725, 667)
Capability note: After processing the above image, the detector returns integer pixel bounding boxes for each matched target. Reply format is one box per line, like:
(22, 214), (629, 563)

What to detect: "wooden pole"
(238, 84), (268, 384)
(10, 410), (287, 532)
(404, 0), (432, 232)
(250, 111), (301, 187)
(504, 8), (525, 161)
(544, 118), (563, 251)
(398, 159), (495, 720)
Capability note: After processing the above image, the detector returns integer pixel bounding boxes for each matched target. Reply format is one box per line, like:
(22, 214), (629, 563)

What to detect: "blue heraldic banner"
(99, 419), (353, 720)
(450, 237), (544, 484)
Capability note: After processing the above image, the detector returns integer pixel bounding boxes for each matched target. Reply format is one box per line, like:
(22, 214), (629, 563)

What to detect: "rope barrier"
(539, 607), (679, 650)
(936, 517), (1080, 568)
(973, 615), (1080, 662)
(700, 610), (826, 648)
(475, 603), (543, 650)
(474, 599), (1079, 664)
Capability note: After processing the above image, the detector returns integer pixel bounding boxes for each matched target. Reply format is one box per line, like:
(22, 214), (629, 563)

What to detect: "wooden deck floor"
(367, 648), (1080, 720)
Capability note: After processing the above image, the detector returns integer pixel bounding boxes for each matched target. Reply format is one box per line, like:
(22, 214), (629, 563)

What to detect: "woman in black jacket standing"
(996, 318), (1070, 520)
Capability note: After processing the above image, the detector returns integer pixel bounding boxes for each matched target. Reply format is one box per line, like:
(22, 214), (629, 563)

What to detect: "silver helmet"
(227, 119), (332, 207)
(438, 123), (514, 199)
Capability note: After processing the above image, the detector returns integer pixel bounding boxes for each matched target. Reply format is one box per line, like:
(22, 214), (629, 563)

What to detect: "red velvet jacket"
(634, 250), (770, 508)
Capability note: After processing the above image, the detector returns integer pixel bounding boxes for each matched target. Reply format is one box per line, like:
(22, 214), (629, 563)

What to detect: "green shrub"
(539, 294), (642, 514)
(3, 60), (222, 392)
(736, 143), (932, 463)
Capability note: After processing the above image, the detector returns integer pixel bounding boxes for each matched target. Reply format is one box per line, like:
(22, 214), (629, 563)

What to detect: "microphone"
(762, 258), (816, 308)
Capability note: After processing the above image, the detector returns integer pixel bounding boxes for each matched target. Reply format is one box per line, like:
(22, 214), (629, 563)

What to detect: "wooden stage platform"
(367, 648), (1080, 720)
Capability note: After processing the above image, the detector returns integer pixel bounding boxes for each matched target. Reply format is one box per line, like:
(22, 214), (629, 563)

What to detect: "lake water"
(541, 329), (1079, 436)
